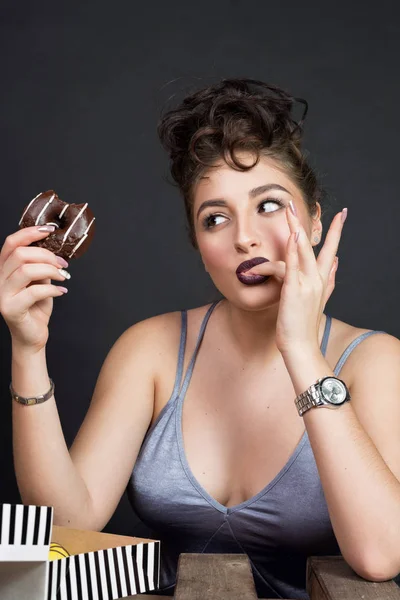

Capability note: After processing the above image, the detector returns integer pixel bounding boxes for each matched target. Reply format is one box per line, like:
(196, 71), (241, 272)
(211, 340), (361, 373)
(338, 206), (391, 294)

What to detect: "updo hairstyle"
(158, 78), (323, 248)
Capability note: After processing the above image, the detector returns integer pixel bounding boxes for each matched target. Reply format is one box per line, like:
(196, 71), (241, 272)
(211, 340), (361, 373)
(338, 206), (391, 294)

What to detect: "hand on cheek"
(275, 203), (346, 355)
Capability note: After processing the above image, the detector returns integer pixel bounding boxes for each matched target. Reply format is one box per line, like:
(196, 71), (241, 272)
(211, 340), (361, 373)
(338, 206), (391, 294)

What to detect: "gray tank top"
(127, 301), (385, 599)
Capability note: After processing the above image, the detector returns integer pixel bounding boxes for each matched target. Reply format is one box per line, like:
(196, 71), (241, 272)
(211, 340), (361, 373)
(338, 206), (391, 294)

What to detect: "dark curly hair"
(158, 78), (323, 249)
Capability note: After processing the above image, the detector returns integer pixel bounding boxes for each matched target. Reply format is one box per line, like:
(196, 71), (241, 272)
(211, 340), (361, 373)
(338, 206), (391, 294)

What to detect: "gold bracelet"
(10, 379), (55, 406)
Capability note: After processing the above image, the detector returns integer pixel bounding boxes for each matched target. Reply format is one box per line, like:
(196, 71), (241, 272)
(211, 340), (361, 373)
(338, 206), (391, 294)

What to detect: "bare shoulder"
(117, 310), (181, 367)
(120, 302), (215, 366)
(329, 315), (400, 386)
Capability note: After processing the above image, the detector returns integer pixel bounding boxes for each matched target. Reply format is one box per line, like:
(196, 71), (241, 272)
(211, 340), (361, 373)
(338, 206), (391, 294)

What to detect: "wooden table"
(136, 554), (400, 600)
(51, 526), (400, 599)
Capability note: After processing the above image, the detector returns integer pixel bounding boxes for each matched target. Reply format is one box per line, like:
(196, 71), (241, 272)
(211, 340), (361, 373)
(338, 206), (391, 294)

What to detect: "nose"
(234, 216), (262, 253)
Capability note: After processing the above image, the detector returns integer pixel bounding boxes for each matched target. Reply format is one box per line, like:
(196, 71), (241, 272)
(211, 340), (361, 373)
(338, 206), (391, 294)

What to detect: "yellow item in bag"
(48, 542), (70, 561)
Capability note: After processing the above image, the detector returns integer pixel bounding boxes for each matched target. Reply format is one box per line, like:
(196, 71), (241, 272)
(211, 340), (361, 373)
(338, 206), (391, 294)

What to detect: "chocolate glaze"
(19, 190), (96, 260)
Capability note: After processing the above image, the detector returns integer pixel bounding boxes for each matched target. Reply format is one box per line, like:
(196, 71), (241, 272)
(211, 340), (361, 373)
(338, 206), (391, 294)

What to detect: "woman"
(1, 79), (400, 599)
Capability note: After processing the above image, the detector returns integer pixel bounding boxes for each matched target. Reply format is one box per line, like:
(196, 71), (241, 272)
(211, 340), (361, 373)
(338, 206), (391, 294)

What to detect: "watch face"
(320, 378), (347, 404)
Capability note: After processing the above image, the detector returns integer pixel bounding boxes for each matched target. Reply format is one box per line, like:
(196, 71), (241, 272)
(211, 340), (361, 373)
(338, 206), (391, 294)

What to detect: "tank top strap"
(333, 329), (387, 376)
(321, 314), (332, 357)
(169, 309), (188, 401)
(177, 300), (221, 399)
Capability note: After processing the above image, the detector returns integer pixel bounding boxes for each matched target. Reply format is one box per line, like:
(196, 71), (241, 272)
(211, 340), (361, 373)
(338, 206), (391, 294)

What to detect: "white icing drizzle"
(68, 234), (88, 258)
(62, 204), (88, 242)
(59, 204), (68, 219)
(58, 203), (88, 252)
(68, 217), (95, 258)
(34, 193), (56, 225)
(18, 193), (42, 225)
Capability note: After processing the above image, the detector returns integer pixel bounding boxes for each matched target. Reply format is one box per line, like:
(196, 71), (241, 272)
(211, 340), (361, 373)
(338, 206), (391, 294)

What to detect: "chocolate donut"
(19, 190), (96, 260)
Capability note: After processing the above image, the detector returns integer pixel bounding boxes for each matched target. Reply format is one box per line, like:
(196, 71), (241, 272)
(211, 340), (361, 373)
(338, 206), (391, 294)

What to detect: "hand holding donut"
(0, 190), (95, 352)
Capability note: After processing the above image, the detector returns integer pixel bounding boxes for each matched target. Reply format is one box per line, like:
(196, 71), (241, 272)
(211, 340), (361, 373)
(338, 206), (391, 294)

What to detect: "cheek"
(276, 231), (291, 255)
(200, 242), (226, 271)
(259, 221), (289, 258)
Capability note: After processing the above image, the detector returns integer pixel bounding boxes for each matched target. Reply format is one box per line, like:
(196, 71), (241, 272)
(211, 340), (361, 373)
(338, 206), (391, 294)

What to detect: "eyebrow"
(196, 183), (292, 220)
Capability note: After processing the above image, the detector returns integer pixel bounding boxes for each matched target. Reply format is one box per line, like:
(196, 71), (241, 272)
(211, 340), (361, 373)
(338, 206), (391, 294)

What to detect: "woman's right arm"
(12, 320), (156, 532)
(12, 342), (94, 527)
(2, 227), (157, 531)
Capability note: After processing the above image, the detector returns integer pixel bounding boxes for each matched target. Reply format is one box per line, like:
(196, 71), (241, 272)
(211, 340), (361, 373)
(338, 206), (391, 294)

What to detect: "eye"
(258, 198), (285, 213)
(202, 214), (227, 229)
(201, 198), (286, 230)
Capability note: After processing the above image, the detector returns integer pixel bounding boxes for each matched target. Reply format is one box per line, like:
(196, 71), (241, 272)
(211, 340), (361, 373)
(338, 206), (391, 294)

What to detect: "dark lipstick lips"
(236, 257), (270, 286)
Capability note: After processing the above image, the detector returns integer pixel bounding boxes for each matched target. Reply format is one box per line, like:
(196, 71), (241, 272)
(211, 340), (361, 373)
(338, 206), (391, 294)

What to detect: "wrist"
(11, 340), (47, 361)
(280, 344), (333, 398)
(280, 342), (321, 363)
(11, 343), (51, 399)
(10, 377), (54, 406)
(295, 375), (351, 417)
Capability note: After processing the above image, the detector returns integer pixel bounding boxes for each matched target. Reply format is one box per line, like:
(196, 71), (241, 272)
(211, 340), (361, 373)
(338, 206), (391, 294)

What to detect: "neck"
(219, 299), (326, 364)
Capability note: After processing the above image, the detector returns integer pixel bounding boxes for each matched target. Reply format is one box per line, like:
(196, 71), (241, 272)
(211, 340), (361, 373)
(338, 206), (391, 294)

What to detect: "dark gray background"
(0, 1), (399, 540)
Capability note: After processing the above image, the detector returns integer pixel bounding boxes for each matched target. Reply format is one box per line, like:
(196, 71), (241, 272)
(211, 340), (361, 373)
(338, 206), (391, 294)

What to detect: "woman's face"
(192, 153), (322, 311)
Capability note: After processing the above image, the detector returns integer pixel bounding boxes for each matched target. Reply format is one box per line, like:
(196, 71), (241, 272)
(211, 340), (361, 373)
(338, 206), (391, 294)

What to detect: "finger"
(286, 203), (298, 235)
(4, 263), (70, 297)
(3, 284), (68, 317)
(285, 231), (300, 286)
(324, 256), (338, 307)
(286, 205), (318, 277)
(1, 245), (68, 281)
(317, 209), (347, 282)
(0, 226), (56, 267)
(27, 277), (51, 288)
(244, 260), (286, 282)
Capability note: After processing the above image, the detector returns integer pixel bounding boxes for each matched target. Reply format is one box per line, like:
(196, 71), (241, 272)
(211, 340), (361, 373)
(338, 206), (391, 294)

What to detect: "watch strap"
(295, 381), (322, 416)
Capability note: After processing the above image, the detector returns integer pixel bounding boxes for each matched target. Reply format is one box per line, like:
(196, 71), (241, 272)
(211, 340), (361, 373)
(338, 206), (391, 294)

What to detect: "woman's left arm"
(274, 204), (400, 581)
(282, 334), (400, 582)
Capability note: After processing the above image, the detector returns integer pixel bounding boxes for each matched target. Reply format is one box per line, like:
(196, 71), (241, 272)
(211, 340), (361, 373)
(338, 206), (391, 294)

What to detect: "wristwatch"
(295, 376), (351, 417)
